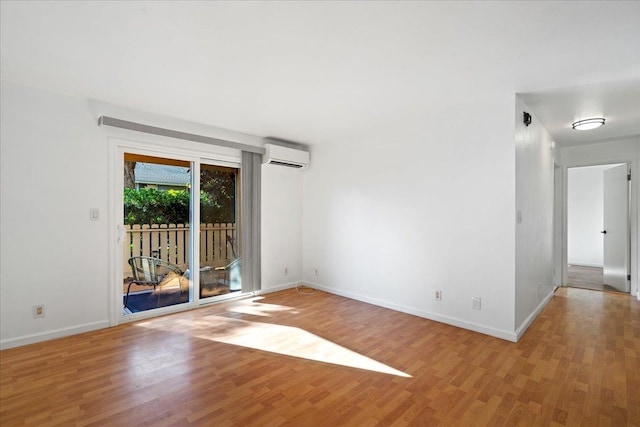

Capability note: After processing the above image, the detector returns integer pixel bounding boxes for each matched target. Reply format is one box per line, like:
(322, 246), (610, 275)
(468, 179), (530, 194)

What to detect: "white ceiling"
(519, 80), (640, 147)
(1, 1), (639, 147)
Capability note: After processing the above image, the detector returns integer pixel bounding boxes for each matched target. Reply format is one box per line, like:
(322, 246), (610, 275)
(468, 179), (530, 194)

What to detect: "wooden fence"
(123, 223), (236, 276)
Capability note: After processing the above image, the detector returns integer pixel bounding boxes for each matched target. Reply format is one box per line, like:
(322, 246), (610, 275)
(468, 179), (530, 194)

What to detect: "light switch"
(90, 208), (100, 221)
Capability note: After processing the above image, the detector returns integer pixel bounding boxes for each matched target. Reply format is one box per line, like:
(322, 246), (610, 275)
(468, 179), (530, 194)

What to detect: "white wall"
(559, 138), (640, 297)
(567, 165), (610, 267)
(0, 81), (301, 348)
(302, 95), (517, 341)
(1, 82), (111, 346)
(514, 97), (555, 336)
(553, 164), (564, 286)
(261, 164), (303, 293)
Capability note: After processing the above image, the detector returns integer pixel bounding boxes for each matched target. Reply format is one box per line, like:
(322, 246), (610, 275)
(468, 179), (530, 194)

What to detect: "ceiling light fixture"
(572, 117), (605, 130)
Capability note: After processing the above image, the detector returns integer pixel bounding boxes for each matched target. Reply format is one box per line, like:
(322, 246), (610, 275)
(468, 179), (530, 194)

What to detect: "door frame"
(603, 164), (632, 292)
(107, 134), (243, 326)
(557, 160), (634, 294)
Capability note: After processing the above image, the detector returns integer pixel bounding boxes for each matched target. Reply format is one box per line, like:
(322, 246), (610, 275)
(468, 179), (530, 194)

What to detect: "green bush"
(124, 187), (234, 225)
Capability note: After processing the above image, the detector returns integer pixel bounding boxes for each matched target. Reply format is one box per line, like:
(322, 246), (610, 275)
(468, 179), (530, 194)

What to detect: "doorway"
(566, 163), (630, 293)
(122, 153), (192, 314)
(120, 150), (243, 316)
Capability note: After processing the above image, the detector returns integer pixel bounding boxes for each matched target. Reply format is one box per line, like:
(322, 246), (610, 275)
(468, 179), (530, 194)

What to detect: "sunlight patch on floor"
(136, 313), (411, 378)
(224, 297), (300, 317)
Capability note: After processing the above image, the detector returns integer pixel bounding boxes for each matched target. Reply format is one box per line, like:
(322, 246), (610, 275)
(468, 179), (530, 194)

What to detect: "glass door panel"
(199, 163), (241, 299)
(122, 153), (192, 314)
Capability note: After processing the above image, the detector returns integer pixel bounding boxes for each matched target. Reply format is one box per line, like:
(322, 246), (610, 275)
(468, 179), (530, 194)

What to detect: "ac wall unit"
(263, 143), (309, 169)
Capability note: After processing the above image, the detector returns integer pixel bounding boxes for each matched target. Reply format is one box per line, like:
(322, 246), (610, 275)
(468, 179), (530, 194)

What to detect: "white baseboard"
(256, 281), (298, 295)
(515, 290), (555, 341)
(304, 281), (518, 342)
(0, 320), (110, 350)
(567, 262), (603, 268)
(1, 282), (300, 349)
(3, 280), (554, 349)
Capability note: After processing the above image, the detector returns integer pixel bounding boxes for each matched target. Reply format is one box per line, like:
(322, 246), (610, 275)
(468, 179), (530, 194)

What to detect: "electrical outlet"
(284, 267), (288, 275)
(472, 297), (481, 310)
(315, 269), (319, 276)
(435, 290), (442, 301)
(33, 304), (45, 318)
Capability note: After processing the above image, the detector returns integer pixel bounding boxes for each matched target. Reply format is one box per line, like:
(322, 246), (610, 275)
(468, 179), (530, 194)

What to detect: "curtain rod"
(98, 116), (265, 155)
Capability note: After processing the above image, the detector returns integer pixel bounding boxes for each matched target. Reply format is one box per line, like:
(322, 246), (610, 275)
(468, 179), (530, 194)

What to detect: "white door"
(602, 164), (630, 292)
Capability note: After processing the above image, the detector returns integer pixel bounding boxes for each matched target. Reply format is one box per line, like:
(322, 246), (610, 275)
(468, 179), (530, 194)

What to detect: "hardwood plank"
(1, 287), (638, 426)
(567, 265), (623, 293)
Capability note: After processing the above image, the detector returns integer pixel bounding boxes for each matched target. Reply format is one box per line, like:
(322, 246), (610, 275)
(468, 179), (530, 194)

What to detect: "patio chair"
(214, 235), (241, 291)
(125, 256), (187, 309)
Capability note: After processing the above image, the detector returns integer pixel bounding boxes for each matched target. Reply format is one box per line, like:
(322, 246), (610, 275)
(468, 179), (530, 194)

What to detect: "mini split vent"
(268, 160), (305, 169)
(263, 142), (310, 169)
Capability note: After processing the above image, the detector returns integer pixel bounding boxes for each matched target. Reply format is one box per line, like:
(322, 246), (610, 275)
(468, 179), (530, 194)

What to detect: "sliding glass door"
(121, 151), (243, 315)
(199, 164), (241, 300)
(122, 153), (192, 314)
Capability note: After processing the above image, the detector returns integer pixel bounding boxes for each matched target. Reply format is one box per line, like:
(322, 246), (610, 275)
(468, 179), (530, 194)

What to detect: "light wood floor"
(1, 287), (639, 426)
(567, 265), (621, 293)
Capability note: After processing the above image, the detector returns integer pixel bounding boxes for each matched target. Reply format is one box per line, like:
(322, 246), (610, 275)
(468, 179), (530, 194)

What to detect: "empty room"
(1, 1), (639, 425)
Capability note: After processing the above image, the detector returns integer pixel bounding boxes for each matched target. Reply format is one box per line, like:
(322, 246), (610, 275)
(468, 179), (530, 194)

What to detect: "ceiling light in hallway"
(572, 118), (606, 130)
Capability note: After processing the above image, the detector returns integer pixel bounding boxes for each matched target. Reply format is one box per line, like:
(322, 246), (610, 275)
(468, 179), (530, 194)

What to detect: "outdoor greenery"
(124, 187), (187, 225)
(200, 168), (236, 224)
(124, 185), (236, 225)
(124, 162), (237, 225)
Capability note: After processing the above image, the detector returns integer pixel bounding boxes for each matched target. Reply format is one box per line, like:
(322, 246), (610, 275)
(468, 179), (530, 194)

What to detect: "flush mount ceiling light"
(572, 117), (605, 130)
